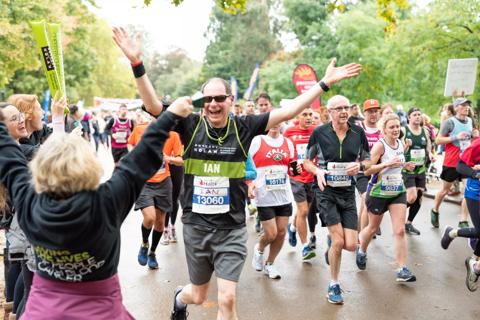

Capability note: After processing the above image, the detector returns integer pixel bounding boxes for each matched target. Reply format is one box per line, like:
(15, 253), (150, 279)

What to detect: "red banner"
(292, 64), (320, 110)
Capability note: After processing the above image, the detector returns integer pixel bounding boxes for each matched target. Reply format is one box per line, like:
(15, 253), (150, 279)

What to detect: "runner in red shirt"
(284, 107), (316, 260)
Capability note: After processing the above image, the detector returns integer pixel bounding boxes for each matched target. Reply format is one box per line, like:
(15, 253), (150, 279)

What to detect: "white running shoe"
(169, 227), (178, 243)
(251, 244), (264, 271)
(160, 231), (170, 245)
(264, 263), (281, 279)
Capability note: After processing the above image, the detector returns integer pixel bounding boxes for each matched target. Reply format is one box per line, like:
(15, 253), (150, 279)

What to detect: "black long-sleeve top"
(457, 160), (478, 179)
(0, 111), (179, 282)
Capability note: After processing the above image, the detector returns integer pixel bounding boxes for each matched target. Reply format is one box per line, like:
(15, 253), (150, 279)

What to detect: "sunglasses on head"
(204, 95), (230, 103)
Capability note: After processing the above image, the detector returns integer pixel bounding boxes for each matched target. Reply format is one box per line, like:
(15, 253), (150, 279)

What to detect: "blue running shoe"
(325, 235), (332, 266)
(326, 284), (344, 305)
(355, 246), (367, 270)
(396, 267), (417, 282)
(288, 223), (297, 247)
(302, 245), (316, 261)
(148, 253), (159, 269)
(138, 244), (148, 266)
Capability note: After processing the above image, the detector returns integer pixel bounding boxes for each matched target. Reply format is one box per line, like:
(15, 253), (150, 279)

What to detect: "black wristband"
(319, 80), (330, 92)
(132, 62), (146, 78)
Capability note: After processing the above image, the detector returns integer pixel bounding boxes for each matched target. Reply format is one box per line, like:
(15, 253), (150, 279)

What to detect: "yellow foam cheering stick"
(30, 20), (69, 114)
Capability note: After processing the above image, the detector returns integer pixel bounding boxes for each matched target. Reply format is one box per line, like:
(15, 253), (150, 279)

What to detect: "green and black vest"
(182, 116), (248, 227)
(403, 126), (428, 174)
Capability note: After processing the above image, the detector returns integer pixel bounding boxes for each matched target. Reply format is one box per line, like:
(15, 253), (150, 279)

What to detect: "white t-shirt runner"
(249, 135), (295, 207)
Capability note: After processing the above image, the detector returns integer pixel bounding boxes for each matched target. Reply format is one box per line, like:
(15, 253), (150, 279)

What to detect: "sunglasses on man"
(204, 95), (231, 103)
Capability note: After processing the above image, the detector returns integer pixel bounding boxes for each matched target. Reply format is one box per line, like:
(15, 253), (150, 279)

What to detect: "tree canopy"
(1, 0), (478, 121)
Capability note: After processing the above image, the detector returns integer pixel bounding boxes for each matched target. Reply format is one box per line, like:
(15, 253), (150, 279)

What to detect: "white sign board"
(444, 58), (478, 97)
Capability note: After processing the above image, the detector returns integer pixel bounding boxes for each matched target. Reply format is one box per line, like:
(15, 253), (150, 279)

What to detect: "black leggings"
(6, 259), (21, 303)
(16, 262), (33, 318)
(165, 164), (184, 227)
(457, 198), (480, 256)
(13, 271), (23, 313)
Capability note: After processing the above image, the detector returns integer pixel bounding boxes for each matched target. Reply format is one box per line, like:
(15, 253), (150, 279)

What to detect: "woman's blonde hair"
(29, 133), (103, 196)
(7, 94), (38, 116)
(380, 114), (401, 135)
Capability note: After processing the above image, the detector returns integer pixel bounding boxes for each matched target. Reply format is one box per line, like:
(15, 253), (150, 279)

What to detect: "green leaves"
(1, 0), (137, 104)
(202, 2), (280, 99)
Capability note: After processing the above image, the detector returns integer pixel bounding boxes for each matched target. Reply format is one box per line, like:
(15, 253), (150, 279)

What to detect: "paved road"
(116, 198), (479, 320)
(92, 145), (479, 319)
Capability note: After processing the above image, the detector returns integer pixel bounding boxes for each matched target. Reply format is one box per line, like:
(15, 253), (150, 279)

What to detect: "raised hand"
(167, 97), (194, 118)
(51, 93), (67, 118)
(112, 27), (142, 64)
(321, 58), (362, 87)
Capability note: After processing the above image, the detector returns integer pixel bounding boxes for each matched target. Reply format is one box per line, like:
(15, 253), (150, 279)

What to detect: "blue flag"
(243, 63), (260, 101)
(230, 76), (238, 104)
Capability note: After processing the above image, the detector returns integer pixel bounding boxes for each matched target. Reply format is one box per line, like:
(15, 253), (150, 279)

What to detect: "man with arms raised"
(113, 27), (361, 319)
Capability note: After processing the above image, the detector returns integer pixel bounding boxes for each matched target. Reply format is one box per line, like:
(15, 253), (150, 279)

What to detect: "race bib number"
(116, 131), (127, 143)
(380, 174), (403, 196)
(296, 144), (307, 164)
(460, 139), (471, 153)
(326, 162), (352, 187)
(192, 176), (230, 214)
(265, 171), (287, 191)
(410, 149), (425, 166)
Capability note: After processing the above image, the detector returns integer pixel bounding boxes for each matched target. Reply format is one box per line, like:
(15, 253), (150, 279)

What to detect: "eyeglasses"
(204, 95), (231, 103)
(9, 113), (25, 123)
(329, 106), (349, 112)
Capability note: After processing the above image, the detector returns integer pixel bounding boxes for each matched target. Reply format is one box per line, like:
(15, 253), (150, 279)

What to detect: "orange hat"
(363, 99), (380, 111)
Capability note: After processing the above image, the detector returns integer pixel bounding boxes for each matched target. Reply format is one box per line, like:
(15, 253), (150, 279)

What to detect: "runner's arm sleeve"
(247, 113), (270, 137)
(99, 111), (182, 225)
(436, 119), (454, 145)
(456, 160), (478, 179)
